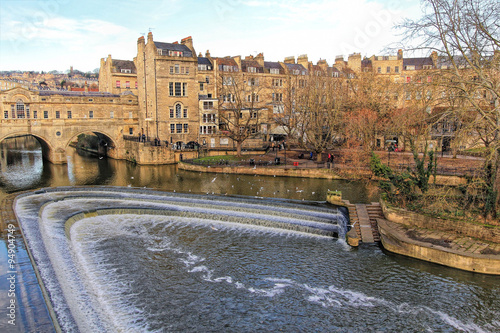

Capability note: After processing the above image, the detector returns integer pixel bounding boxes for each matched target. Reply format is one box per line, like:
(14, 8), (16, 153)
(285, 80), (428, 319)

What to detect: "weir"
(14, 187), (347, 332)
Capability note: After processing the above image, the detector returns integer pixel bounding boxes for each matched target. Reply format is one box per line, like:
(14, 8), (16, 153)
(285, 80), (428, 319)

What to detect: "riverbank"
(376, 199), (500, 275)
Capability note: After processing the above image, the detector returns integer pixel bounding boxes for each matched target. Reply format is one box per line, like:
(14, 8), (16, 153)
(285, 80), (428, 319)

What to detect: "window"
(129, 128), (133, 135)
(386, 66), (391, 73)
(175, 104), (182, 118)
(183, 108), (187, 118)
(89, 111), (94, 118)
(44, 111), (48, 119)
(67, 111), (72, 119)
(273, 79), (283, 87)
(223, 77), (233, 85)
(183, 124), (188, 133)
(200, 83), (204, 91)
(251, 112), (257, 119)
(175, 64), (180, 74)
(121, 69), (131, 73)
(170, 124), (175, 133)
(33, 111), (37, 119)
(116, 80), (120, 88)
(270, 68), (279, 74)
(183, 83), (187, 96)
(198, 64), (207, 71)
(126, 81), (130, 88)
(175, 82), (181, 96)
(169, 82), (174, 96)
(206, 76), (210, 84)
(377, 67), (382, 73)
(110, 111), (114, 118)
(4, 111), (8, 119)
(203, 101), (213, 110)
(170, 66), (174, 74)
(395, 66), (399, 73)
(170, 108), (174, 118)
(176, 124), (182, 133)
(16, 100), (25, 118)
(55, 111), (60, 119)
(248, 78), (259, 86)
(247, 66), (256, 73)
(129, 111), (133, 119)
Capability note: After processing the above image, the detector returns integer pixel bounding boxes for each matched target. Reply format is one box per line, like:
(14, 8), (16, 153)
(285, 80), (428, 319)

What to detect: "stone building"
(99, 55), (139, 95)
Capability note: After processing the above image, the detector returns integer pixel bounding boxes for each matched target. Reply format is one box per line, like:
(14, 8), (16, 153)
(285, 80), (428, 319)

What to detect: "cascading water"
(12, 187), (500, 332)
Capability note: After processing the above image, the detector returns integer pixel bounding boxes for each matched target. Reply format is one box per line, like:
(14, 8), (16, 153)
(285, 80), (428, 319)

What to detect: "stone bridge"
(0, 118), (131, 164)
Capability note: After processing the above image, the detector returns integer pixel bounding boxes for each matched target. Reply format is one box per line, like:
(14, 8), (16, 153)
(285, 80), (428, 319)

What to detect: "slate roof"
(112, 59), (137, 74)
(403, 57), (434, 69)
(154, 42), (193, 57)
(241, 60), (264, 73)
(284, 63), (307, 74)
(264, 61), (283, 74)
(197, 57), (212, 66)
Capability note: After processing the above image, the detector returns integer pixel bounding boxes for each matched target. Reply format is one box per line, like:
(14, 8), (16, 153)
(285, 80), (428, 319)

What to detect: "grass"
(192, 155), (245, 163)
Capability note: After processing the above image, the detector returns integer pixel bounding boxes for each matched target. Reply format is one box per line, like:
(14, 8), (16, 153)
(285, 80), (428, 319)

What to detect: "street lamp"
(386, 139), (396, 167)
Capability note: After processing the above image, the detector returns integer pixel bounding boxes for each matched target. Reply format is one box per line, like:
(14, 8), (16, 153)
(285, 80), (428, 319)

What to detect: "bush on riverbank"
(371, 148), (499, 226)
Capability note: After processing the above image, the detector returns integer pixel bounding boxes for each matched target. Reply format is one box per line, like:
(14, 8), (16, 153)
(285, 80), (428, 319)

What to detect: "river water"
(0, 136), (499, 332)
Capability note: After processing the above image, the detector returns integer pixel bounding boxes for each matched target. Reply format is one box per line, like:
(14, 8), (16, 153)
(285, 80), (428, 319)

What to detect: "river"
(0, 136), (498, 332)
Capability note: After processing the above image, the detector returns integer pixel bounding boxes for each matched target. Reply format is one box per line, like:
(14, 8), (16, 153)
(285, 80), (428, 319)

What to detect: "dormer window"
(247, 67), (256, 73)
(270, 68), (279, 74)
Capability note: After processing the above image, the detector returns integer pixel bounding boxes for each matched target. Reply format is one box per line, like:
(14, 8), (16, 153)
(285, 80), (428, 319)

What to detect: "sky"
(0, 0), (423, 72)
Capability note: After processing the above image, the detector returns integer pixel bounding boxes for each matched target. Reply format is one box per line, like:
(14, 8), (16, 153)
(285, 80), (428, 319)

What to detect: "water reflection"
(0, 136), (379, 203)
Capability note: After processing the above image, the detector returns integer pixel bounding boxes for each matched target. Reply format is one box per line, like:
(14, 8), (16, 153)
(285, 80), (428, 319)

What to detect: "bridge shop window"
(16, 100), (26, 118)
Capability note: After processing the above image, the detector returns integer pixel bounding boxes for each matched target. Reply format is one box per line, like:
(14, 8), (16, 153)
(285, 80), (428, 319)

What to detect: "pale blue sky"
(0, 0), (421, 72)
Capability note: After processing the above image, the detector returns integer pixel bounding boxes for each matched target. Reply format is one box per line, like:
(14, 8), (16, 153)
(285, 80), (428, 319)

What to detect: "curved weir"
(14, 187), (346, 332)
(12, 187), (498, 332)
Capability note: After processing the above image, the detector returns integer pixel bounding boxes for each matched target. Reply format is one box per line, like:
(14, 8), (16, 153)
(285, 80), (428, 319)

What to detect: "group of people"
(138, 134), (166, 147)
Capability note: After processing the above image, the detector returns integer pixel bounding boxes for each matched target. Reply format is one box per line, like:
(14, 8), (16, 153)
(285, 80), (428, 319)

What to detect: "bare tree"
(398, 0), (500, 217)
(217, 72), (266, 156)
(295, 69), (346, 161)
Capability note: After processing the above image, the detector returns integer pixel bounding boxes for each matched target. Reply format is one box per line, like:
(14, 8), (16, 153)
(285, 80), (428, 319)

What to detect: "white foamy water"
(13, 188), (499, 332)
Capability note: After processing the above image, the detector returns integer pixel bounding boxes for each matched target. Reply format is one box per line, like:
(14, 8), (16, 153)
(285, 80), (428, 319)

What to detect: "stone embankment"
(377, 200), (500, 275)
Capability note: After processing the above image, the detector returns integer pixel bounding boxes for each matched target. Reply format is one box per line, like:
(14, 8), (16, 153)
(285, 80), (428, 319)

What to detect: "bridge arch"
(66, 130), (118, 159)
(0, 132), (56, 162)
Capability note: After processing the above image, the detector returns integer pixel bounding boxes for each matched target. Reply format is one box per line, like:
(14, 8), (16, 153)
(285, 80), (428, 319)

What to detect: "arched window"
(16, 100), (25, 119)
(175, 104), (182, 118)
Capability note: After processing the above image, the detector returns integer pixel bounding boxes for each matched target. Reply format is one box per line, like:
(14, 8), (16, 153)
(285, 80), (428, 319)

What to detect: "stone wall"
(378, 218), (500, 275)
(123, 140), (176, 164)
